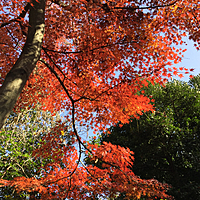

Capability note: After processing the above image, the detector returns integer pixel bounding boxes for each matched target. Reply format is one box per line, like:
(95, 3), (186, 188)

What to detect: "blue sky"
(174, 38), (200, 81)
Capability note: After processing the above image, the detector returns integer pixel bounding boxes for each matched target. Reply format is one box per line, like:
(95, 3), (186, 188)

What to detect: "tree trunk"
(0, 0), (46, 129)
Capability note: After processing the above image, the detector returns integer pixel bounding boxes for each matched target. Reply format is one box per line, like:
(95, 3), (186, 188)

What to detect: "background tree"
(100, 74), (200, 199)
(0, 105), (69, 199)
(0, 0), (199, 199)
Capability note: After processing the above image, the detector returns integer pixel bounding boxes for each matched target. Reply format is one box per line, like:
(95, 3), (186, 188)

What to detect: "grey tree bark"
(0, 0), (46, 129)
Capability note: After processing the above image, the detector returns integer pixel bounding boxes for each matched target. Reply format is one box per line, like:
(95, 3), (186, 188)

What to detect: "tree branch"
(0, 0), (46, 129)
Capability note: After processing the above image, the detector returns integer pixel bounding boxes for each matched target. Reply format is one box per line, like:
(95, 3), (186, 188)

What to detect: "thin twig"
(42, 40), (137, 55)
(39, 58), (74, 103)
(0, 3), (30, 29)
(113, 1), (177, 11)
(42, 47), (78, 87)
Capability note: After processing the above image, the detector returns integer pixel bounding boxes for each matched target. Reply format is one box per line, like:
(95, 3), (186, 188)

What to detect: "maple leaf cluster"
(0, 141), (172, 199)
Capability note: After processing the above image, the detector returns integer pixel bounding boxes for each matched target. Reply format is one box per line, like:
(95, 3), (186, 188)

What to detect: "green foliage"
(0, 105), (68, 199)
(100, 75), (200, 200)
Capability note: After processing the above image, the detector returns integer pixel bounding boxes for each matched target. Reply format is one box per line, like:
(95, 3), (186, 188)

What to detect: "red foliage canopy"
(0, 0), (199, 199)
